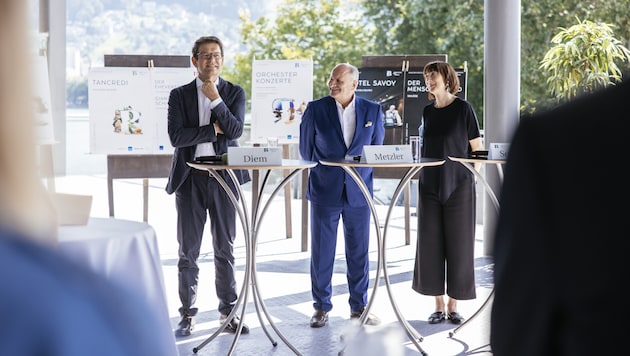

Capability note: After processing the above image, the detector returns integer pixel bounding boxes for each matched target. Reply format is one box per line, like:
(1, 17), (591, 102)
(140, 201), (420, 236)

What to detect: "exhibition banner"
(250, 59), (313, 143)
(88, 67), (194, 154)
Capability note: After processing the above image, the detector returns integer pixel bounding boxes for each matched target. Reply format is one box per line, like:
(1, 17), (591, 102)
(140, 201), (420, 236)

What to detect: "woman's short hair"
(423, 61), (460, 100)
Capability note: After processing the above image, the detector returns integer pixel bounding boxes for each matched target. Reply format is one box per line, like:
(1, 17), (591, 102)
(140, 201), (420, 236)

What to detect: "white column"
(41, 0), (67, 175)
(483, 0), (520, 255)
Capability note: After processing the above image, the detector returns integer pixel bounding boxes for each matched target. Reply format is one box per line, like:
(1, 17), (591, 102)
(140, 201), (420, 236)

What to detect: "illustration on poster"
(272, 98), (306, 125)
(112, 105), (143, 134)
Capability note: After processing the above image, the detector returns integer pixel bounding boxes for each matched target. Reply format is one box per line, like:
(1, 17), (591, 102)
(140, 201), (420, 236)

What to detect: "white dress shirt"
(336, 98), (356, 148)
(194, 77), (222, 158)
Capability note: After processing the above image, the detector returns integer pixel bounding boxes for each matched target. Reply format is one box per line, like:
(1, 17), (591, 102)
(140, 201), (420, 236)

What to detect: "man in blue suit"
(300, 63), (385, 327)
(166, 36), (250, 337)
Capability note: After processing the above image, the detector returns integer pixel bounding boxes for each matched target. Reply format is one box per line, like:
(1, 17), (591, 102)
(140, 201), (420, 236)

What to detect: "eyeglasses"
(197, 52), (223, 61)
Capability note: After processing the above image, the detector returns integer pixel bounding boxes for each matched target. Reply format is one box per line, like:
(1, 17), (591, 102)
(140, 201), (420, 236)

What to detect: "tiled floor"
(54, 173), (493, 356)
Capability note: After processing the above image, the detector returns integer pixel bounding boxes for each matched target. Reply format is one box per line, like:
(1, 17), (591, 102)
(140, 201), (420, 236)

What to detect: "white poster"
(250, 59), (313, 143)
(88, 67), (194, 154)
(152, 67), (196, 152)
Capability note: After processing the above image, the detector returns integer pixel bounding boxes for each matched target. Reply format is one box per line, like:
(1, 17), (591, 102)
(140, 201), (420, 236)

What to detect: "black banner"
(357, 67), (467, 145)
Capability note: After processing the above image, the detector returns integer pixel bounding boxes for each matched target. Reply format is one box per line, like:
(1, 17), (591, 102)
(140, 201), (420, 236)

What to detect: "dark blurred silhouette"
(491, 79), (630, 355)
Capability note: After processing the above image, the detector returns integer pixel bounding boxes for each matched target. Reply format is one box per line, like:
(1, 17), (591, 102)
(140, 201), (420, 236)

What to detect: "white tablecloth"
(57, 217), (177, 355)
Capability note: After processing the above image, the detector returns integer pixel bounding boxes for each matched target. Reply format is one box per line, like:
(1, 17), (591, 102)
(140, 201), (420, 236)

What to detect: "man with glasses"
(166, 35), (250, 337)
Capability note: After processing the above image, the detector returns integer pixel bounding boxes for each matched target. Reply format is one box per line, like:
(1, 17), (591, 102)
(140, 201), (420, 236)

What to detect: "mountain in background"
(66, 0), (272, 77)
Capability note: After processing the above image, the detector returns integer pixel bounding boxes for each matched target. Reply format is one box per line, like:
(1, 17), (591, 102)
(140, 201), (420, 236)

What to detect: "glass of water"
(409, 136), (420, 161)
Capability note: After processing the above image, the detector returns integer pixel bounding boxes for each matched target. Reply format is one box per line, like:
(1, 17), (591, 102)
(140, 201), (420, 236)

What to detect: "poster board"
(91, 54), (192, 222)
(250, 59), (313, 143)
(88, 58), (194, 154)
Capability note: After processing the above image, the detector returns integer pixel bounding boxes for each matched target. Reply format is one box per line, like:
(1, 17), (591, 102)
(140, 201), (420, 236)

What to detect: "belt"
(190, 169), (209, 176)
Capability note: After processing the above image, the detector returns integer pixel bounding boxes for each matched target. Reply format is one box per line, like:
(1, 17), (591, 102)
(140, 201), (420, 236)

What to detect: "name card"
(360, 145), (413, 163)
(488, 142), (510, 160)
(227, 146), (282, 166)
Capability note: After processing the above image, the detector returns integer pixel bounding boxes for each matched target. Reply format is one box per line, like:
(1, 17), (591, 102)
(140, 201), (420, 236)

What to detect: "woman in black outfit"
(412, 61), (484, 325)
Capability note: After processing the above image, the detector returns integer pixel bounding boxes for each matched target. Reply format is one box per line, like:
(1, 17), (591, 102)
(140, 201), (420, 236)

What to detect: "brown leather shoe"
(310, 310), (329, 328)
(350, 307), (381, 326)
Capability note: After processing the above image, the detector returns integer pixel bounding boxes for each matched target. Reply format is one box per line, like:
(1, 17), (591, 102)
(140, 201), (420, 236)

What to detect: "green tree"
(539, 18), (630, 102)
(66, 0), (630, 118)
(222, 0), (374, 109)
(361, 0), (484, 126)
(365, 0), (630, 117)
(521, 1), (630, 112)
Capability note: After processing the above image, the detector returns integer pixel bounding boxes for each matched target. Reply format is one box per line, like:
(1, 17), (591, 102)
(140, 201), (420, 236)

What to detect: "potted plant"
(540, 17), (630, 102)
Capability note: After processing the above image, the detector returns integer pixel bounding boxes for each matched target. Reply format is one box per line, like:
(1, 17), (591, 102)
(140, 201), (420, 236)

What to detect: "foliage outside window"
(540, 17), (630, 102)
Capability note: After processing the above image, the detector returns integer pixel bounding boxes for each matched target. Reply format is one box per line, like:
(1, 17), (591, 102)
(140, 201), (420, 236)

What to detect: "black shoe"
(447, 311), (465, 324)
(175, 315), (195, 336)
(428, 311), (446, 324)
(350, 307), (381, 326)
(220, 314), (250, 334)
(310, 310), (329, 328)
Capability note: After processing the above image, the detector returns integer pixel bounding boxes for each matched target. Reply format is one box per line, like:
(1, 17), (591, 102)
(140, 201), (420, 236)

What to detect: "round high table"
(187, 159), (316, 356)
(446, 156), (505, 337)
(319, 158), (445, 356)
(57, 217), (177, 355)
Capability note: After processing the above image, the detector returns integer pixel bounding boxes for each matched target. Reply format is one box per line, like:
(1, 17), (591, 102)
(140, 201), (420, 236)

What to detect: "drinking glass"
(409, 136), (420, 161)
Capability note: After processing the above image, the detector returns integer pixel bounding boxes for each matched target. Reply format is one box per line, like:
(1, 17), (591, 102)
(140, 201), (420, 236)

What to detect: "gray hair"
(332, 63), (359, 81)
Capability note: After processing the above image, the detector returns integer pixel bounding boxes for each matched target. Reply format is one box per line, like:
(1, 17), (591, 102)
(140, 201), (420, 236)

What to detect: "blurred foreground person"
(491, 79), (630, 355)
(0, 1), (173, 355)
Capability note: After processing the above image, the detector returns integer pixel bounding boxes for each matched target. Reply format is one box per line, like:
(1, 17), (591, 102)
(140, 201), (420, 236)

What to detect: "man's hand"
(203, 80), (222, 134)
(213, 122), (223, 135)
(202, 80), (219, 101)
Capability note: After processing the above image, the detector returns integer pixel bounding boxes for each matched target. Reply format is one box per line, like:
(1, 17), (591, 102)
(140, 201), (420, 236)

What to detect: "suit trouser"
(412, 179), (477, 300)
(175, 173), (238, 317)
(310, 201), (370, 313)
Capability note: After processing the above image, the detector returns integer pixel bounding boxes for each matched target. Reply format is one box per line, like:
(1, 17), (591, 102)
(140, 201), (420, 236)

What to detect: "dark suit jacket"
(490, 79), (630, 356)
(299, 95), (384, 207)
(165, 77), (250, 195)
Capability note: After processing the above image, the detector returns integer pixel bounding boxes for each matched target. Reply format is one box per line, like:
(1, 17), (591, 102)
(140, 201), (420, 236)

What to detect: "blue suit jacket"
(165, 77), (250, 195)
(299, 95), (384, 207)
